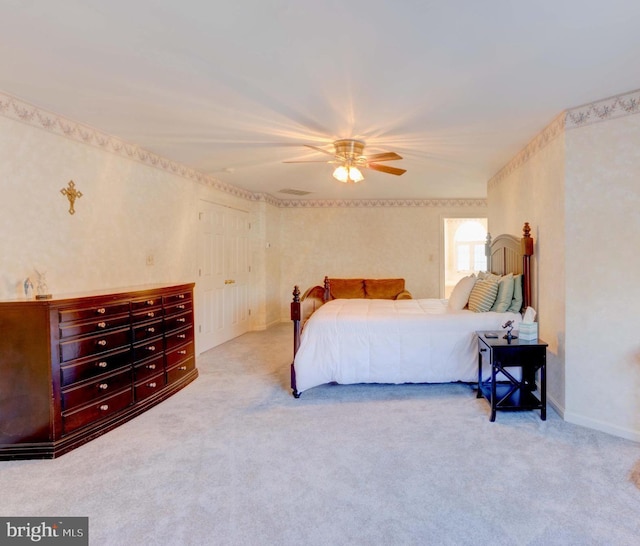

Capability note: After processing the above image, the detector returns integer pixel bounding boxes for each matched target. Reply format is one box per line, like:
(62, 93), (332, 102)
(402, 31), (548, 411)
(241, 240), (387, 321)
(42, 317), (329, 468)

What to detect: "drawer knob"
(97, 339), (107, 346)
(96, 308), (106, 314)
(178, 294), (185, 299)
(97, 361), (108, 368)
(98, 383), (109, 390)
(97, 321), (107, 329)
(178, 366), (187, 371)
(147, 345), (156, 352)
(147, 312), (155, 318)
(177, 318), (186, 323)
(99, 404), (109, 411)
(178, 350), (187, 355)
(147, 327), (155, 333)
(177, 304), (185, 309)
(146, 363), (156, 370)
(147, 382), (157, 388)
(178, 334), (186, 339)
(146, 300), (154, 306)
(480, 348), (487, 352)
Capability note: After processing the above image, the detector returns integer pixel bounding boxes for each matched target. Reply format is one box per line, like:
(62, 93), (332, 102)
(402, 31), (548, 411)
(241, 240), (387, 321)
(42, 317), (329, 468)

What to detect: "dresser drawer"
(167, 357), (195, 384)
(164, 310), (193, 333)
(59, 313), (131, 339)
(59, 302), (130, 324)
(134, 354), (165, 382)
(133, 337), (164, 361)
(163, 291), (191, 306)
(62, 368), (133, 411)
(59, 327), (131, 363)
(133, 319), (163, 342)
(134, 372), (167, 401)
(166, 341), (195, 368)
(132, 307), (164, 324)
(164, 299), (193, 317)
(60, 346), (132, 387)
(62, 387), (133, 435)
(131, 296), (163, 313)
(165, 326), (194, 351)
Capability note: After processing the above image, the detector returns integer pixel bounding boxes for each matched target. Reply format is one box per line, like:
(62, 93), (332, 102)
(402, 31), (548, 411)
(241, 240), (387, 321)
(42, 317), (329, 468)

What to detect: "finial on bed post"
(323, 276), (331, 303)
(521, 222), (534, 309)
(485, 232), (492, 272)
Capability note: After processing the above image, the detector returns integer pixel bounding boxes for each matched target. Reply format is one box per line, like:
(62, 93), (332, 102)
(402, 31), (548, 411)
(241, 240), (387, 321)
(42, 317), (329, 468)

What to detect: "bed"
(289, 223), (534, 397)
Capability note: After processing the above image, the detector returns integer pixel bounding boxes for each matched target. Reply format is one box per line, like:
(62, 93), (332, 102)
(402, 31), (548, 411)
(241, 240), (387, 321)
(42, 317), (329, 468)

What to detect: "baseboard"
(563, 411), (640, 443)
(546, 393), (565, 419)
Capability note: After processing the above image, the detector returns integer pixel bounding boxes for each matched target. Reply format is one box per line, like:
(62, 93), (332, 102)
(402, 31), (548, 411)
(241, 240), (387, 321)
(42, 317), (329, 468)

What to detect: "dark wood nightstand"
(476, 331), (548, 422)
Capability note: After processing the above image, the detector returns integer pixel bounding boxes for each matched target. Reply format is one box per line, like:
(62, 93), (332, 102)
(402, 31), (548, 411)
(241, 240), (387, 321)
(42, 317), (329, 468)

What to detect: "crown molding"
(0, 91), (255, 200)
(0, 91), (486, 210)
(565, 88), (640, 129)
(488, 112), (566, 189)
(489, 88), (640, 189)
(272, 198), (486, 208)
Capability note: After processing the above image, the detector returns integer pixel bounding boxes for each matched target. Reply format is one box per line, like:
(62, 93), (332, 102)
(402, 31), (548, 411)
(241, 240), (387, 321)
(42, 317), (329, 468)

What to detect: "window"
(443, 218), (488, 298)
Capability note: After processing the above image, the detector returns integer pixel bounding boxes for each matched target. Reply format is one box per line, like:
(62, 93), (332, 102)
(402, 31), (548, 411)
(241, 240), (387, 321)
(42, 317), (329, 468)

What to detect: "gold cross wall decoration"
(60, 180), (83, 215)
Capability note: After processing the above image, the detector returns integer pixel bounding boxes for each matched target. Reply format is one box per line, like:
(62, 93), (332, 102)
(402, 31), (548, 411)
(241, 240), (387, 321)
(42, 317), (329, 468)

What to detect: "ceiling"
(2, 0), (640, 201)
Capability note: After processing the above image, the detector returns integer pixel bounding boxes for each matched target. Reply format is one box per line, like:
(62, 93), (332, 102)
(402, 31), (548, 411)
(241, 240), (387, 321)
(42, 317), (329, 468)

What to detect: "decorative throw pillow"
(329, 278), (365, 299)
(365, 278), (405, 299)
(468, 278), (499, 313)
(447, 275), (476, 310)
(508, 274), (523, 312)
(490, 273), (515, 312)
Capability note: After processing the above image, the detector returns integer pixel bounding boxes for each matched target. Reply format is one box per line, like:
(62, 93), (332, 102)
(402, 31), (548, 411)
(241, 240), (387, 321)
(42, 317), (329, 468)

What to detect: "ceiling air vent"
(278, 188), (312, 196)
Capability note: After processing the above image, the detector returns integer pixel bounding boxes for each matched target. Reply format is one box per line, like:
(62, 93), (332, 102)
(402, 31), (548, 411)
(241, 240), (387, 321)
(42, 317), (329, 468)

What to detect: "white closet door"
(196, 201), (250, 353)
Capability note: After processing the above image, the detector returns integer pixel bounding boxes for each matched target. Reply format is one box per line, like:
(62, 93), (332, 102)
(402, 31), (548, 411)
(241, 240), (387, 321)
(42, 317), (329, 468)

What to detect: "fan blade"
(366, 163), (407, 176)
(364, 152), (403, 162)
(304, 144), (339, 158)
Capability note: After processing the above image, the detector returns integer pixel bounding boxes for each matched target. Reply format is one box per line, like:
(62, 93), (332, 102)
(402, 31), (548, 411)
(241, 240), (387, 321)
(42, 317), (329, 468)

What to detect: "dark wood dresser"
(0, 283), (197, 459)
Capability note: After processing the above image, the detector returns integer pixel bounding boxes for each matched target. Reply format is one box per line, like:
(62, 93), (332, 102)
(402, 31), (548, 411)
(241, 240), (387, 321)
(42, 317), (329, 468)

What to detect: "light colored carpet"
(1, 323), (639, 545)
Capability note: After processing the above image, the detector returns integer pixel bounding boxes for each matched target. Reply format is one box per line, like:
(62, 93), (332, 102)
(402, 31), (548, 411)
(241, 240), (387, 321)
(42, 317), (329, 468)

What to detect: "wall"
(487, 114), (567, 413)
(278, 201), (486, 320)
(488, 89), (640, 441)
(564, 112), (640, 440)
(0, 98), (267, 335)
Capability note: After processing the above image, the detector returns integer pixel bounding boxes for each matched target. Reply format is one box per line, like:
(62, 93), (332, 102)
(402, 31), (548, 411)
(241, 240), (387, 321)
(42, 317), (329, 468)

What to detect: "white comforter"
(293, 298), (522, 393)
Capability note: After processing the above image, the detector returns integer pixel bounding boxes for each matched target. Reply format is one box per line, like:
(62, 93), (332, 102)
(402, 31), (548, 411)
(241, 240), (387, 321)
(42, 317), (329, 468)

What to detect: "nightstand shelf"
(476, 331), (548, 422)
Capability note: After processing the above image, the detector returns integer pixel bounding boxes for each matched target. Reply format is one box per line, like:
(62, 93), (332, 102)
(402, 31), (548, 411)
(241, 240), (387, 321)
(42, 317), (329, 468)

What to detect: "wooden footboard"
(290, 283), (326, 397)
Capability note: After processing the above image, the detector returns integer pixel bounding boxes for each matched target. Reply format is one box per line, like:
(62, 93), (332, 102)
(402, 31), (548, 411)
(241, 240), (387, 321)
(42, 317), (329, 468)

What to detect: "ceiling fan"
(284, 139), (406, 183)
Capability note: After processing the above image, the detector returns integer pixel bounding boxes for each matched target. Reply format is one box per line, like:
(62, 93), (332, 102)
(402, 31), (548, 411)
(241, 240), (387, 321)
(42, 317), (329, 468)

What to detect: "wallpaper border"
(489, 87), (640, 188)
(0, 91), (484, 210)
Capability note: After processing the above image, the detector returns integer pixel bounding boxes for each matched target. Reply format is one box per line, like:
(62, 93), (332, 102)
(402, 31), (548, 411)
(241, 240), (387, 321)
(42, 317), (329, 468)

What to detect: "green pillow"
(490, 274), (515, 312)
(507, 274), (523, 313)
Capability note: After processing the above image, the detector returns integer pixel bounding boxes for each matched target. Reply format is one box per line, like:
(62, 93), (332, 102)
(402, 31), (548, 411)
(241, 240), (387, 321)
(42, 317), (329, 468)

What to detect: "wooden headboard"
(486, 222), (533, 309)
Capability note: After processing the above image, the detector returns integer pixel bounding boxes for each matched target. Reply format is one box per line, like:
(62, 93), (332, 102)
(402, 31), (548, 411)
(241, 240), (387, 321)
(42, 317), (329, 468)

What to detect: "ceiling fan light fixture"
(333, 165), (364, 183)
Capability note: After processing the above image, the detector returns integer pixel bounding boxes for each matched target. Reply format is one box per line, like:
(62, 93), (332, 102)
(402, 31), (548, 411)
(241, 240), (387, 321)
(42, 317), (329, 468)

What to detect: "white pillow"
(448, 275), (476, 310)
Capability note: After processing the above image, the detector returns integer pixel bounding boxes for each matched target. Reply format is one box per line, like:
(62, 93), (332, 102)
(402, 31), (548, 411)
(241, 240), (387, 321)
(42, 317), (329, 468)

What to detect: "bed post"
(521, 222), (534, 309)
(323, 276), (331, 302)
(485, 232), (492, 272)
(290, 286), (301, 398)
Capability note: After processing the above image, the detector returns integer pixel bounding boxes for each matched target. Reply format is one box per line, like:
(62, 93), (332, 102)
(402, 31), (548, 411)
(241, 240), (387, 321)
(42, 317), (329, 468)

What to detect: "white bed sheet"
(293, 298), (522, 393)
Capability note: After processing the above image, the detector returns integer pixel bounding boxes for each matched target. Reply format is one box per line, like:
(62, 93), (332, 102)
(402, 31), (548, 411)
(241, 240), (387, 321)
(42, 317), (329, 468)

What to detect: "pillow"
(490, 273), (515, 312)
(447, 275), (476, 310)
(468, 278), (499, 313)
(328, 278), (365, 299)
(508, 274), (523, 312)
(365, 278), (405, 299)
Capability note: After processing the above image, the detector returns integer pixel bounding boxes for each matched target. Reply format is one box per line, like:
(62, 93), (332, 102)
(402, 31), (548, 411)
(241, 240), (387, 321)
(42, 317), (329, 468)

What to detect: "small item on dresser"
(484, 332), (499, 339)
